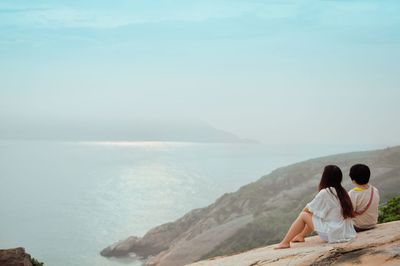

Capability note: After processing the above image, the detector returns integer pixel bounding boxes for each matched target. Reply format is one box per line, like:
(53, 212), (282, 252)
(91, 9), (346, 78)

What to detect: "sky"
(1, 0), (399, 147)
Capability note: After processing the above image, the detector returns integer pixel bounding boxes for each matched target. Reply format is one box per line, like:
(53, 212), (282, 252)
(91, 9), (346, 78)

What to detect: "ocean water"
(0, 140), (374, 265)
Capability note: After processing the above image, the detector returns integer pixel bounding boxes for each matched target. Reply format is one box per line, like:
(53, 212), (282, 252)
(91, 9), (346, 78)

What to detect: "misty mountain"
(0, 119), (248, 143)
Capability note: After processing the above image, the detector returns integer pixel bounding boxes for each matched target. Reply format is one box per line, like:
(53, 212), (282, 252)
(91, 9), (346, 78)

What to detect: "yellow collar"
(353, 186), (369, 191)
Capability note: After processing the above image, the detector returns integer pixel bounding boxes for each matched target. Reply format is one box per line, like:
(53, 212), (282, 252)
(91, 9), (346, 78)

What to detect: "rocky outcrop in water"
(0, 248), (33, 266)
(101, 146), (400, 266)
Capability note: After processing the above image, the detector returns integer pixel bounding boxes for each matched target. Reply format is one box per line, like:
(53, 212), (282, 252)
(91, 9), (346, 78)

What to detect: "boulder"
(0, 247), (33, 266)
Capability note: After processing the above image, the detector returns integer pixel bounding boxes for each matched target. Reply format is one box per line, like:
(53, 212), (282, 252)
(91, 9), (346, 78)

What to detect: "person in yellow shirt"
(348, 164), (380, 231)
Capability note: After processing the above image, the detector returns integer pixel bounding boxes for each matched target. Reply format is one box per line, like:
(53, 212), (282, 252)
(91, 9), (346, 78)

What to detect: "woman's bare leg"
(292, 224), (313, 242)
(275, 211), (314, 249)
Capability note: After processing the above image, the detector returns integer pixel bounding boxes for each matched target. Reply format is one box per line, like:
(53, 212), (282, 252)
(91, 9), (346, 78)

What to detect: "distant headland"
(0, 118), (257, 143)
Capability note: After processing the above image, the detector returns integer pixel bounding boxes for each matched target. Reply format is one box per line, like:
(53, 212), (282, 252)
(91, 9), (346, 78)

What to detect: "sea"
(0, 140), (377, 266)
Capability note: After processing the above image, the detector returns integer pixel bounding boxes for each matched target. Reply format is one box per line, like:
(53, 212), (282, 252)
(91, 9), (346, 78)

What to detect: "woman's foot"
(291, 235), (305, 243)
(274, 242), (290, 249)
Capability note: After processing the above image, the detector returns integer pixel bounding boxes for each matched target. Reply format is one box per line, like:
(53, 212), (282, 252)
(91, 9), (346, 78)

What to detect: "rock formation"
(101, 146), (400, 266)
(188, 220), (400, 266)
(0, 248), (33, 266)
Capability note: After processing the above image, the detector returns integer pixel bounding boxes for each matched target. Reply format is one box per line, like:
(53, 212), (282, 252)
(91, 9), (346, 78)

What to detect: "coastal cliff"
(188, 220), (400, 266)
(101, 146), (400, 266)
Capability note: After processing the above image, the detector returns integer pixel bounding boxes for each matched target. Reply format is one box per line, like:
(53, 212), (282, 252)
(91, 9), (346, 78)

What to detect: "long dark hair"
(319, 165), (354, 219)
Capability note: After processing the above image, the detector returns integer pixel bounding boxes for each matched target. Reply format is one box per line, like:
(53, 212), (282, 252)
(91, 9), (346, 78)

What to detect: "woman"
(275, 165), (356, 249)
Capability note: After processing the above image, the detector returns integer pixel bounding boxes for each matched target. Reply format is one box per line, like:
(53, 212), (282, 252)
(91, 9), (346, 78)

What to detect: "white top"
(306, 188), (356, 243)
(349, 185), (380, 229)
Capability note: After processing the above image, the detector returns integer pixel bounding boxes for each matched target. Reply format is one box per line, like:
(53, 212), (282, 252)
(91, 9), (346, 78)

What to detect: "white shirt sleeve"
(306, 189), (330, 219)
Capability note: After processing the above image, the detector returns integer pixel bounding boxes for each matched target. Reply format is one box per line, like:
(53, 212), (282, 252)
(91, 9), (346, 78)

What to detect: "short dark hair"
(349, 164), (371, 185)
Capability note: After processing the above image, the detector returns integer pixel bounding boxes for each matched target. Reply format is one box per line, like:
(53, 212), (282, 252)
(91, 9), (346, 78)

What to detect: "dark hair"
(349, 164), (371, 185)
(319, 165), (354, 219)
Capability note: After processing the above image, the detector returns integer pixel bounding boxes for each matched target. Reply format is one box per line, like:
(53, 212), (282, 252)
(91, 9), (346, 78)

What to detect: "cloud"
(0, 1), (299, 30)
(0, 6), (135, 29)
(0, 7), (50, 13)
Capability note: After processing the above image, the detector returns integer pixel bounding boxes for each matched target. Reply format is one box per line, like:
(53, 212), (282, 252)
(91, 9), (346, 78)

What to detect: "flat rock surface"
(187, 221), (400, 266)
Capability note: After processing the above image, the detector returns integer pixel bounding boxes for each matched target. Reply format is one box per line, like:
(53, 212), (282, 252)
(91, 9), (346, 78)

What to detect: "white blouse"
(306, 187), (356, 243)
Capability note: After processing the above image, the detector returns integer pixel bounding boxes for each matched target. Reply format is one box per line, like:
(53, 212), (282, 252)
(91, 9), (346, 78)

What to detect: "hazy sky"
(1, 0), (399, 146)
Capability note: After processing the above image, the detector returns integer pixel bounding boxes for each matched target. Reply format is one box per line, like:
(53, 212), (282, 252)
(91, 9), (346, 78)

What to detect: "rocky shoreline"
(101, 146), (400, 266)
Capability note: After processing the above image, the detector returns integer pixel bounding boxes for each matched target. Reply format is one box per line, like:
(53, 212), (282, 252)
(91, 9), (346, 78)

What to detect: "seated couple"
(276, 164), (379, 249)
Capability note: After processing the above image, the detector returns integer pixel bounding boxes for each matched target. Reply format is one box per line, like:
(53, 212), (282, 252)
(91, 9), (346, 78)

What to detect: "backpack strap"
(354, 186), (374, 216)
